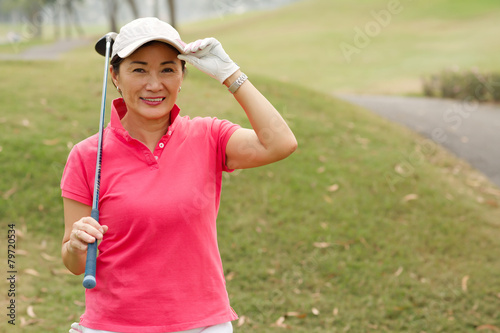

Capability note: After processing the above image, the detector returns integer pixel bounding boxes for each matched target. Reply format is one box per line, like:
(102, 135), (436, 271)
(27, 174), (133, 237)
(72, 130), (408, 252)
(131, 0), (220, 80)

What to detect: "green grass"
(1, 47), (500, 333)
(1, 0), (500, 332)
(180, 0), (500, 95)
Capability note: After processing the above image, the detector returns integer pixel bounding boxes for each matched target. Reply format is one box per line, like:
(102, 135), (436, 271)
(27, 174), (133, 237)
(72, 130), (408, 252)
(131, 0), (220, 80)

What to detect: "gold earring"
(178, 87), (182, 92)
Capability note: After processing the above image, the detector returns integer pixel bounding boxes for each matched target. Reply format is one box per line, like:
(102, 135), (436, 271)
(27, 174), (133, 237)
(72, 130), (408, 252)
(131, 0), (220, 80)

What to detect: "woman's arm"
(61, 198), (107, 275)
(224, 70), (297, 169)
(178, 38), (297, 169)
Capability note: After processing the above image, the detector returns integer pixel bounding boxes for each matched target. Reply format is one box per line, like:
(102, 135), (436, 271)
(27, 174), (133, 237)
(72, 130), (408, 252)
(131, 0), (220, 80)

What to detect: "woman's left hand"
(178, 37), (240, 84)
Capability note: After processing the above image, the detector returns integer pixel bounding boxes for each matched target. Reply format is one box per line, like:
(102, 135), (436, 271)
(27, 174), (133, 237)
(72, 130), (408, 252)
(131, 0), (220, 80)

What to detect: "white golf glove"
(178, 37), (240, 84)
(69, 322), (83, 333)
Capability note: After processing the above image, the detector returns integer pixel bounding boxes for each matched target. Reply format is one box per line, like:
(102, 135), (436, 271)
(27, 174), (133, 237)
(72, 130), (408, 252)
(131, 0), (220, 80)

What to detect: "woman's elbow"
(288, 136), (298, 155)
(277, 136), (298, 160)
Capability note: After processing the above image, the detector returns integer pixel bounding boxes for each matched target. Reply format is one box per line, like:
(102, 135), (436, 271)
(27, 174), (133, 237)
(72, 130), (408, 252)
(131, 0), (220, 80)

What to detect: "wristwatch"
(228, 73), (248, 94)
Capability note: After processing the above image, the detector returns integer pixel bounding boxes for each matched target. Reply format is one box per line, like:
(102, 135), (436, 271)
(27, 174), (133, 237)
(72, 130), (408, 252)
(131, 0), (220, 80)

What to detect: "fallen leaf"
(237, 316), (246, 327)
(477, 324), (500, 332)
(486, 200), (499, 208)
(394, 266), (404, 277)
(40, 252), (57, 262)
(270, 316), (290, 328)
(402, 193), (418, 202)
(394, 164), (407, 175)
(27, 306), (36, 318)
(20, 317), (40, 327)
(323, 195), (333, 204)
(333, 308), (339, 316)
(312, 308), (320, 316)
(318, 155), (327, 163)
(285, 312), (307, 318)
(16, 249), (29, 256)
(355, 136), (370, 146)
(226, 271), (236, 281)
(24, 269), (40, 277)
(335, 239), (356, 250)
(462, 275), (469, 292)
(327, 184), (339, 192)
(51, 268), (73, 275)
(74, 300), (85, 307)
(483, 187), (500, 197)
(2, 185), (18, 200)
(313, 242), (331, 249)
(42, 139), (60, 146)
(21, 119), (30, 127)
(467, 179), (481, 188)
(317, 166), (326, 174)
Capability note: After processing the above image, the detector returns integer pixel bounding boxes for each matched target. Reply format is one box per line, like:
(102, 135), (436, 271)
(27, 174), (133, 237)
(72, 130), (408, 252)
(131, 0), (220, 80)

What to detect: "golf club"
(82, 32), (116, 289)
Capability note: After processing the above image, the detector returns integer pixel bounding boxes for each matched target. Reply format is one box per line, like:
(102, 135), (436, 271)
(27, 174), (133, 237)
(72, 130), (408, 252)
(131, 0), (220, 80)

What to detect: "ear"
(110, 65), (119, 87)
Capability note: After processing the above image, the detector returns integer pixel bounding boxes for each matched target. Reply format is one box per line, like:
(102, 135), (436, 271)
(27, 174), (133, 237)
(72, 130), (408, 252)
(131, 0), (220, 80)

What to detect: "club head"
(95, 32), (117, 57)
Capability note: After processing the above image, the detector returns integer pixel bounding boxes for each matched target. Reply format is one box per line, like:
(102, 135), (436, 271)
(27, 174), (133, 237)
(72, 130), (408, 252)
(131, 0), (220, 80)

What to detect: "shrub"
(422, 68), (500, 103)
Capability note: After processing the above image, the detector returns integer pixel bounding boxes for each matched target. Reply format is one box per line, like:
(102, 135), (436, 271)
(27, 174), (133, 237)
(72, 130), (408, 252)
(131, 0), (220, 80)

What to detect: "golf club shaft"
(83, 34), (112, 289)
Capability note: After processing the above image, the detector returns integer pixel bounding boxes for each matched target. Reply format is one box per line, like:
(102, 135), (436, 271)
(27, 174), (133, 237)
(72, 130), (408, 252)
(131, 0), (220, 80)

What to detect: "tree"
(126, 0), (139, 18)
(2, 0), (46, 39)
(166, 0), (176, 28)
(107, 0), (140, 32)
(62, 0), (85, 38)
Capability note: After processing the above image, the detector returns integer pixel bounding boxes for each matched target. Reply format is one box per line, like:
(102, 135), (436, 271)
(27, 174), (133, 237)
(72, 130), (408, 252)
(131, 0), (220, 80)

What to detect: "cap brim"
(116, 36), (185, 59)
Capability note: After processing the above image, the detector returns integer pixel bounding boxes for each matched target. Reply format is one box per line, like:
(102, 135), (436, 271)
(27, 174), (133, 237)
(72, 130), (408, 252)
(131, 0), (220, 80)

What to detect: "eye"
(162, 68), (174, 73)
(133, 68), (146, 73)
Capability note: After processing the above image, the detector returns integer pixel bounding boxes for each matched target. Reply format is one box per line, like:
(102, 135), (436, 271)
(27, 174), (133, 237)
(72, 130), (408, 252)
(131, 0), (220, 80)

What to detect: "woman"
(62, 17), (297, 333)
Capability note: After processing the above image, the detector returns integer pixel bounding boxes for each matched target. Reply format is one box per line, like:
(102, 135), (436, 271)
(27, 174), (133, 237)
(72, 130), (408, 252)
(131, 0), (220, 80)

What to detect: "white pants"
(70, 321), (233, 333)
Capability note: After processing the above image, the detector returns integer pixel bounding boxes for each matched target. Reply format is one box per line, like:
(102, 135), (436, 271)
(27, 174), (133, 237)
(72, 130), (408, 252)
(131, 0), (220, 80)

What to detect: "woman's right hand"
(67, 217), (108, 254)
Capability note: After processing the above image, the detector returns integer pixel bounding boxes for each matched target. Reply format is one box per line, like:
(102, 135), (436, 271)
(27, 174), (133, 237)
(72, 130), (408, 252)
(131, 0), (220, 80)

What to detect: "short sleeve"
(60, 144), (93, 206)
(213, 118), (241, 173)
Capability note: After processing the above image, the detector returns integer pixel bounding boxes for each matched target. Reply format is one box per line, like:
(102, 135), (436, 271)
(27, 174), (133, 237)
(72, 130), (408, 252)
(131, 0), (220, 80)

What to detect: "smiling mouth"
(140, 97), (165, 102)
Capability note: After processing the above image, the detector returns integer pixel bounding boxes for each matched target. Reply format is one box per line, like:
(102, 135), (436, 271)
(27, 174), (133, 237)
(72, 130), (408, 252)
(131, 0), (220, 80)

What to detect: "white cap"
(112, 17), (185, 59)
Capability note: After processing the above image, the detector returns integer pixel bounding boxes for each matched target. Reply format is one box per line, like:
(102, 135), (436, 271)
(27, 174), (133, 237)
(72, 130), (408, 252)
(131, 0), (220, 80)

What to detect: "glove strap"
(228, 73), (248, 94)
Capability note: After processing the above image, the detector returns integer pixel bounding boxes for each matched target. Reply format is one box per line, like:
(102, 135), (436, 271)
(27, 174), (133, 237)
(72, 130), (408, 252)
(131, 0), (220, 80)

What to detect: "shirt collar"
(110, 98), (181, 134)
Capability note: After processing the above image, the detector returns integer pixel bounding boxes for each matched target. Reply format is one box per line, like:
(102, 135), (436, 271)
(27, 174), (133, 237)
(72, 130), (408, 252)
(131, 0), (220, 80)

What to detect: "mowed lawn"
(182, 0), (500, 95)
(1, 0), (500, 332)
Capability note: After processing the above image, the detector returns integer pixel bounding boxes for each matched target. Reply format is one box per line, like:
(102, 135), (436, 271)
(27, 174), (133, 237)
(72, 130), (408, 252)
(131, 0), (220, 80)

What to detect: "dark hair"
(110, 41), (186, 75)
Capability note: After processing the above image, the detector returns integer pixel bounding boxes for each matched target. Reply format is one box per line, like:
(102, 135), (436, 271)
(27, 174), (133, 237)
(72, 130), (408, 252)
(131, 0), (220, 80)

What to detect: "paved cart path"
(0, 38), (91, 60)
(337, 94), (500, 187)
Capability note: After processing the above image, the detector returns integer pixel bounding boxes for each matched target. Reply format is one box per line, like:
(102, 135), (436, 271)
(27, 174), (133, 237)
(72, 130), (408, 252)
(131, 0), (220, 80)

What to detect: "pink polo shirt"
(61, 98), (240, 332)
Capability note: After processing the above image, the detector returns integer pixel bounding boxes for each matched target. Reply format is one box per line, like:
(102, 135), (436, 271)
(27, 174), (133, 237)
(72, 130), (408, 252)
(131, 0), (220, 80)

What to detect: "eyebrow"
(129, 61), (177, 65)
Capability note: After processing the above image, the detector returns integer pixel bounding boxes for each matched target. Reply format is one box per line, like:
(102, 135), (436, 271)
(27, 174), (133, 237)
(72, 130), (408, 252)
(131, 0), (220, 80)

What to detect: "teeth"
(142, 98), (163, 102)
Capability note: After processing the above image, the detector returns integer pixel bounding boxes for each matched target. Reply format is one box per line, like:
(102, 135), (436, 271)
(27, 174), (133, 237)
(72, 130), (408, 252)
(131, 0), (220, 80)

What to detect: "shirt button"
(167, 131), (172, 136)
(159, 143), (165, 148)
(155, 156), (159, 160)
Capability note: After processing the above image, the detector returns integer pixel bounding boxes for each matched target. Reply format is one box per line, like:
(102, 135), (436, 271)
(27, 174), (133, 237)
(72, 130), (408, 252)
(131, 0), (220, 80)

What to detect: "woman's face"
(111, 42), (184, 122)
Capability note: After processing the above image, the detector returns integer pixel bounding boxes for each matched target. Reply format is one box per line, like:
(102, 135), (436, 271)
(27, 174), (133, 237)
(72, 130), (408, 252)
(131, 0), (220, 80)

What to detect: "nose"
(146, 73), (162, 92)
